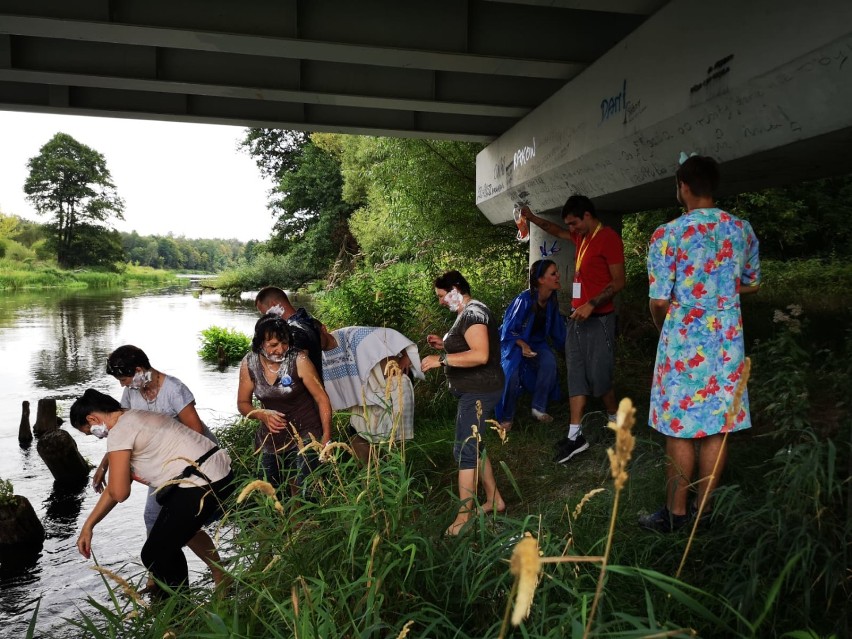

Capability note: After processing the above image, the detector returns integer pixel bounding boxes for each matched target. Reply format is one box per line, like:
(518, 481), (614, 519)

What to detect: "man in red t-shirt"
(523, 195), (625, 463)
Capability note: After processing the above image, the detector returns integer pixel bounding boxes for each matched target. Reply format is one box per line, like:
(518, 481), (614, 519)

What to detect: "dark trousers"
(141, 472), (234, 589)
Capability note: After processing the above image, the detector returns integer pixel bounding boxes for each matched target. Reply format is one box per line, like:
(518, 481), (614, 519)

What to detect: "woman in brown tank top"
(238, 314), (332, 496)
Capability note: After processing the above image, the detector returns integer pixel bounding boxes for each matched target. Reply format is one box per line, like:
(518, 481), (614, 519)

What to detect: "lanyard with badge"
(573, 223), (602, 300)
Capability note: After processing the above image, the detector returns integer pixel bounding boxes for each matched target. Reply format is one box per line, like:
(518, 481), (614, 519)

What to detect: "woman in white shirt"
(71, 389), (233, 593)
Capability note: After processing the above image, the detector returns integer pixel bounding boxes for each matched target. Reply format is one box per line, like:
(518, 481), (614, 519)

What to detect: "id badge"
(572, 282), (582, 299)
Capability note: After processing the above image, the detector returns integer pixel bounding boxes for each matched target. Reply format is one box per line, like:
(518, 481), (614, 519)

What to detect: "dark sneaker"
(554, 434), (589, 464)
(689, 503), (713, 529)
(638, 506), (689, 533)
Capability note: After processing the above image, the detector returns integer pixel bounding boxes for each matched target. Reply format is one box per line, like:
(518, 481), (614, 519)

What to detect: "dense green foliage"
(0, 478), (15, 507)
(198, 326), (252, 366)
(24, 133), (125, 267)
(46, 290), (850, 637)
(121, 231), (245, 272)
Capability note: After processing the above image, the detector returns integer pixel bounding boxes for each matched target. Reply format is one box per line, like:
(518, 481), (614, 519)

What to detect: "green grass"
(0, 259), (177, 290)
(36, 262), (850, 639)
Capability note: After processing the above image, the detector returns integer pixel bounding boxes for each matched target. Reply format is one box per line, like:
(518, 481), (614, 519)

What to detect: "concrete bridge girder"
(475, 0), (852, 223)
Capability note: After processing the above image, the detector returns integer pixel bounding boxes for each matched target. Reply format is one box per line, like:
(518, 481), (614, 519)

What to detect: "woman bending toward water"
(72, 389), (233, 593)
(98, 345), (225, 585)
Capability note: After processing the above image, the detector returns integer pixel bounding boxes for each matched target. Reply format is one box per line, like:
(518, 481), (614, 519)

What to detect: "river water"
(0, 284), (259, 637)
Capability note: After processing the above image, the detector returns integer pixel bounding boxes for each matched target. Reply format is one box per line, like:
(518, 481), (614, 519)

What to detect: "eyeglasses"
(106, 362), (134, 377)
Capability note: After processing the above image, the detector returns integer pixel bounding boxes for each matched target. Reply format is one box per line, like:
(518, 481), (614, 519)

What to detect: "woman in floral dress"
(643, 155), (760, 532)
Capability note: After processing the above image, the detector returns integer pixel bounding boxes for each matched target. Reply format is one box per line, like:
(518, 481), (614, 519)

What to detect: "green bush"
(198, 325), (251, 365)
(0, 478), (15, 507)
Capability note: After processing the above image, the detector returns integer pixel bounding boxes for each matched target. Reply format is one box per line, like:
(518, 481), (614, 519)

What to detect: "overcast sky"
(0, 110), (277, 242)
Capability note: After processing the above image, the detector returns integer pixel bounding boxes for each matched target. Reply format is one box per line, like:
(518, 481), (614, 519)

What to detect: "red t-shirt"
(569, 225), (624, 314)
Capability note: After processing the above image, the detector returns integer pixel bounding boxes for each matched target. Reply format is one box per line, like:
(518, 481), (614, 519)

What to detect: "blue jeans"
(501, 344), (558, 421)
(452, 389), (501, 470)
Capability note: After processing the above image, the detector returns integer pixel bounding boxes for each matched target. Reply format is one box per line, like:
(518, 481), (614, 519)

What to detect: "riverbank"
(0, 260), (178, 290)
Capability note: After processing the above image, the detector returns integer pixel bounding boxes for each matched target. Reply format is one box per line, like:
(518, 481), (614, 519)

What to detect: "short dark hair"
(252, 313), (293, 353)
(434, 270), (471, 296)
(529, 259), (556, 290)
(676, 155), (720, 198)
(70, 389), (122, 429)
(255, 286), (290, 308)
(106, 345), (150, 378)
(562, 195), (595, 221)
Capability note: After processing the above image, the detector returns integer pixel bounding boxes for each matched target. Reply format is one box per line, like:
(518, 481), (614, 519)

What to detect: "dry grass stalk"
(487, 418), (509, 444)
(90, 565), (148, 608)
(291, 583), (299, 618)
(573, 488), (605, 520)
(509, 533), (542, 626)
(585, 397), (636, 638)
(262, 554), (281, 573)
(366, 533), (381, 589)
(319, 441), (357, 463)
(237, 479), (284, 513)
(395, 620), (415, 639)
(677, 358), (751, 579)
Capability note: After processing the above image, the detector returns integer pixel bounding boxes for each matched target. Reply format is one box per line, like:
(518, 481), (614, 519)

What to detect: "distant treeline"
(0, 211), (258, 273)
(120, 230), (256, 272)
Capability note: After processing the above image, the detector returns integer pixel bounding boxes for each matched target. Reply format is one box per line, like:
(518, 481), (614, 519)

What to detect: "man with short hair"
(523, 196), (625, 463)
(641, 155), (760, 532)
(255, 286), (324, 383)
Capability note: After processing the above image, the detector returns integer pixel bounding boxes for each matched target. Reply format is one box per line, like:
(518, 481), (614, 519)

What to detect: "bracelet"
(439, 353), (448, 367)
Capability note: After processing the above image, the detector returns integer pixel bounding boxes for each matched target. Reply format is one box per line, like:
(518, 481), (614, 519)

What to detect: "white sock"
(607, 413), (617, 423)
(568, 423), (580, 440)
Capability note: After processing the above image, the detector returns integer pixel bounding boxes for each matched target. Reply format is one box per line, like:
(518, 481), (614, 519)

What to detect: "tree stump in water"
(0, 495), (45, 564)
(33, 398), (60, 436)
(19, 400), (33, 446)
(36, 430), (91, 484)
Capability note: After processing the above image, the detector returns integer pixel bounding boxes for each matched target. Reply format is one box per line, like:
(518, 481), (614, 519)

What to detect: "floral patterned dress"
(647, 208), (760, 438)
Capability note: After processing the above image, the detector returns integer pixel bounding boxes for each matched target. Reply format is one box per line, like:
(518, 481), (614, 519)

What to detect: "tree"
(24, 133), (125, 267)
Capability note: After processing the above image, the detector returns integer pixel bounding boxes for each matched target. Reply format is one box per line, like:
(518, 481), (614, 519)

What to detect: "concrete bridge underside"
(1, 0), (850, 223)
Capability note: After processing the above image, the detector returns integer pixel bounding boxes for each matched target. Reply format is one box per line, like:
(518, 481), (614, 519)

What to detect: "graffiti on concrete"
(600, 79), (628, 124)
(690, 54), (734, 95)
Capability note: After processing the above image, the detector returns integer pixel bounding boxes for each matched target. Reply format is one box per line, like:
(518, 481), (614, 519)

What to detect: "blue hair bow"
(678, 151), (698, 165)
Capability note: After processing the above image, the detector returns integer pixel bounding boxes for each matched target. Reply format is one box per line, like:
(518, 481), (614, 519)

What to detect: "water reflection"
(31, 292), (126, 390)
(0, 286), (260, 636)
(43, 480), (88, 541)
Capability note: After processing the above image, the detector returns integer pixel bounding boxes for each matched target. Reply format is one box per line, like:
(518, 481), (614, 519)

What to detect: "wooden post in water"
(37, 430), (91, 484)
(18, 400), (33, 446)
(33, 398), (60, 436)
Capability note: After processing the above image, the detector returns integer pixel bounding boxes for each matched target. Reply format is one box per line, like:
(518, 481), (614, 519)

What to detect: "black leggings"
(141, 472), (234, 589)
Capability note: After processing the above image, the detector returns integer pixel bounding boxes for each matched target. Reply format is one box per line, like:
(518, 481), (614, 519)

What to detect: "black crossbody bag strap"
(181, 445), (220, 484)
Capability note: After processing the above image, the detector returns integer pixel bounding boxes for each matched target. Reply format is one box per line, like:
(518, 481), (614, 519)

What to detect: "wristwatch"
(439, 353), (448, 367)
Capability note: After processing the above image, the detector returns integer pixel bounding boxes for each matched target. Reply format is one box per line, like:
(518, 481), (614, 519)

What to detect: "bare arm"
(175, 401), (205, 434)
(297, 353), (332, 445)
(739, 283), (761, 295)
(237, 358), (288, 432)
(649, 298), (671, 333)
(521, 207), (573, 241)
(106, 449), (132, 502)
(571, 262), (626, 321)
(92, 453), (109, 493)
(77, 487), (120, 559)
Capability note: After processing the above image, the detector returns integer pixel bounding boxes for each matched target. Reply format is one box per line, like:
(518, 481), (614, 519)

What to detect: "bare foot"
(479, 499), (506, 515)
(445, 517), (471, 536)
(531, 409), (553, 423)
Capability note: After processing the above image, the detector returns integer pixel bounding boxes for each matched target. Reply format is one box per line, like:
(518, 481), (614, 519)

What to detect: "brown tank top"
(245, 350), (323, 453)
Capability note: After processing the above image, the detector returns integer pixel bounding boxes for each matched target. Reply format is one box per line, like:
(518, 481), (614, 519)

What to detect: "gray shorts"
(566, 313), (616, 398)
